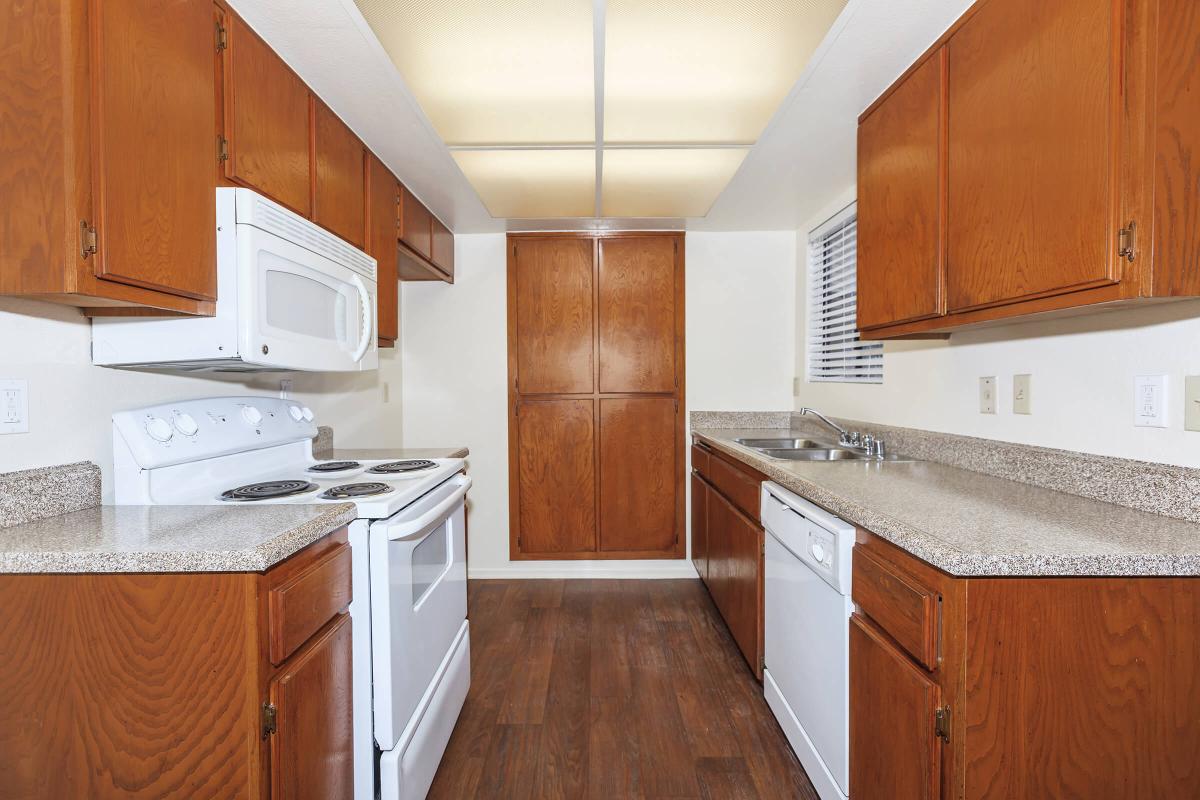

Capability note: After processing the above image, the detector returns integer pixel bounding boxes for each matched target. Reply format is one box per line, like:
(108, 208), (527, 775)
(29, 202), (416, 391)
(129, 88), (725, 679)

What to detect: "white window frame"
(806, 203), (883, 384)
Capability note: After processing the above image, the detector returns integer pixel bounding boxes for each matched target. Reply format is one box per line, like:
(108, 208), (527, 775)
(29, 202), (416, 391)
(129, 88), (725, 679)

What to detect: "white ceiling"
(228, 0), (974, 233)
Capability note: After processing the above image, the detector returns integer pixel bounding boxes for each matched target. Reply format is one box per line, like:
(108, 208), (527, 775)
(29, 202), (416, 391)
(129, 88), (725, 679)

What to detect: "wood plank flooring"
(429, 579), (819, 800)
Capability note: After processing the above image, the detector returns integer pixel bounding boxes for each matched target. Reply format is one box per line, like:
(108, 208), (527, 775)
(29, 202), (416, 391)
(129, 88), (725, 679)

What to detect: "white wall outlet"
(1134, 374), (1169, 427)
(793, 376), (801, 396)
(1185, 376), (1200, 432)
(0, 379), (29, 434)
(279, 379), (293, 399)
(979, 376), (997, 414)
(1013, 374), (1032, 415)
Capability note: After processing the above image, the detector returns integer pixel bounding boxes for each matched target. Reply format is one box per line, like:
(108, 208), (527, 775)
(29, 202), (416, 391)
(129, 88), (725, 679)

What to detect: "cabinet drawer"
(691, 443), (710, 477)
(705, 452), (762, 522)
(269, 542), (353, 665)
(852, 545), (938, 670)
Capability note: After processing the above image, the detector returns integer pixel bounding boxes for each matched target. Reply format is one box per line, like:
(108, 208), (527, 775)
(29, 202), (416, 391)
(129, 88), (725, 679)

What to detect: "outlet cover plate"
(1013, 374), (1032, 415)
(1134, 374), (1168, 428)
(979, 376), (997, 414)
(1185, 376), (1200, 432)
(0, 379), (29, 434)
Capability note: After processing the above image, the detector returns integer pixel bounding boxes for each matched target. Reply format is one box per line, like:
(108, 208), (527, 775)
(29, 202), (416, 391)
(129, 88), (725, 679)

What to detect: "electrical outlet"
(979, 376), (997, 414)
(0, 379), (29, 434)
(1134, 375), (1168, 428)
(1185, 376), (1200, 432)
(279, 379), (293, 400)
(793, 377), (801, 396)
(1013, 374), (1032, 415)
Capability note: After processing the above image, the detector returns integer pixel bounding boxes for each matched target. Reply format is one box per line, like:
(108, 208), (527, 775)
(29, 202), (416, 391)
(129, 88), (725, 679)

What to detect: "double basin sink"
(734, 437), (913, 462)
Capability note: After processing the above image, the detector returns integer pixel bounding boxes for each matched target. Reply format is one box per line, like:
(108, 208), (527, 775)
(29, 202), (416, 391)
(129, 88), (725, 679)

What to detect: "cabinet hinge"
(934, 706), (951, 743)
(261, 702), (277, 739)
(79, 221), (97, 259)
(1118, 221), (1137, 263)
(215, 22), (228, 52)
(217, 135), (229, 164)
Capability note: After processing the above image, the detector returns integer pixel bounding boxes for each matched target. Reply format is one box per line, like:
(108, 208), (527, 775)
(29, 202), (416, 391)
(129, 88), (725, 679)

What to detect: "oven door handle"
(386, 474), (472, 541)
(351, 273), (374, 363)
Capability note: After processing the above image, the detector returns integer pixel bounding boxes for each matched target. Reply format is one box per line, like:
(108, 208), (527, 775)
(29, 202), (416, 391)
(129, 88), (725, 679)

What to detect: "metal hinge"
(1118, 221), (1137, 263)
(215, 22), (228, 52)
(935, 706), (951, 743)
(217, 135), (229, 163)
(261, 702), (277, 739)
(79, 221), (97, 259)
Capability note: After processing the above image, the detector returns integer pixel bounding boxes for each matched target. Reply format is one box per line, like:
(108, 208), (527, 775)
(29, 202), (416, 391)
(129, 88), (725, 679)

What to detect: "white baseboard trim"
(468, 561), (699, 580)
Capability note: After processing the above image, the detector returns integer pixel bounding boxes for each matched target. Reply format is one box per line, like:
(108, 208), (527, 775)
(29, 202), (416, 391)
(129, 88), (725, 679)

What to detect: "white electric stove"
(111, 396), (471, 800)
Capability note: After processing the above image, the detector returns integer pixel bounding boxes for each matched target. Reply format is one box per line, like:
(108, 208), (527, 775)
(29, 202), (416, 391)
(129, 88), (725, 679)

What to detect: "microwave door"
(237, 224), (378, 372)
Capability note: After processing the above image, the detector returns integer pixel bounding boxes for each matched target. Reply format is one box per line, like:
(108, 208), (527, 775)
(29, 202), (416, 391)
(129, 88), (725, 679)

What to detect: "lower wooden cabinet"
(690, 472), (710, 581)
(0, 529), (353, 799)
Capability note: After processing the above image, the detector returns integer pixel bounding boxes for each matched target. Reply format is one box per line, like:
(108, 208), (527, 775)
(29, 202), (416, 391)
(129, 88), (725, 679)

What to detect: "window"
(806, 205), (883, 383)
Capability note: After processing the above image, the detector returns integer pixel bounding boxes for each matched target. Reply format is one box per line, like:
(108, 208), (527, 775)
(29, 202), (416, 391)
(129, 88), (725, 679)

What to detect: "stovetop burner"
(320, 482), (395, 500)
(307, 461), (362, 473)
(367, 459), (438, 475)
(220, 480), (319, 502)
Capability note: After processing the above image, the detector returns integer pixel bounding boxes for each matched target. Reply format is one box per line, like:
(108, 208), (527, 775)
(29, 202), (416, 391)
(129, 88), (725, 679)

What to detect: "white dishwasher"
(761, 481), (856, 800)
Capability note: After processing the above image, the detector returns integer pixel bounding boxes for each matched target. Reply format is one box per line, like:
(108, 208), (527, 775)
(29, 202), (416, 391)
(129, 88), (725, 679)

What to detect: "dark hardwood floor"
(429, 579), (819, 800)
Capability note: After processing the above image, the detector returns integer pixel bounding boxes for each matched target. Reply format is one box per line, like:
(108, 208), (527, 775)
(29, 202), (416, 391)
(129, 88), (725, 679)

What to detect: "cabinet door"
(313, 102), (365, 247)
(90, 0), (216, 300)
(597, 236), (678, 393)
(850, 614), (941, 800)
(269, 614), (353, 800)
(430, 216), (455, 280)
(707, 489), (762, 675)
(691, 473), (709, 581)
(515, 399), (596, 555)
(223, 14), (311, 216)
(857, 50), (944, 329)
(946, 0), (1119, 311)
(598, 398), (677, 554)
(399, 185), (432, 259)
(367, 154), (399, 344)
(512, 237), (595, 394)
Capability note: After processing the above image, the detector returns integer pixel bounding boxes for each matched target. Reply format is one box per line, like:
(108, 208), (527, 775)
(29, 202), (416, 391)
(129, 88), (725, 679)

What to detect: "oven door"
(369, 473), (471, 750)
(235, 221), (378, 372)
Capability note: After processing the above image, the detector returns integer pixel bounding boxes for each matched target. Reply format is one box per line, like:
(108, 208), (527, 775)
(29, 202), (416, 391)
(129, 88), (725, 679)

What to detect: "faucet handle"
(862, 434), (875, 455)
(849, 431), (861, 447)
(875, 439), (886, 459)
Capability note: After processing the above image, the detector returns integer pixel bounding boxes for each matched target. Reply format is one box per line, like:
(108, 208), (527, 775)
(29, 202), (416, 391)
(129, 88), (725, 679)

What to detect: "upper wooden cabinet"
(220, 10), (312, 218)
(398, 184), (454, 283)
(367, 154), (400, 346)
(598, 236), (680, 393)
(856, 0), (1200, 337)
(399, 184), (432, 259)
(430, 216), (455, 280)
(313, 101), (366, 248)
(0, 0), (217, 314)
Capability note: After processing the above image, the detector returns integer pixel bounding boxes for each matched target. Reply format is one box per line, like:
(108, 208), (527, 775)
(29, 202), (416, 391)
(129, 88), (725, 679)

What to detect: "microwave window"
(264, 270), (348, 342)
(411, 522), (451, 608)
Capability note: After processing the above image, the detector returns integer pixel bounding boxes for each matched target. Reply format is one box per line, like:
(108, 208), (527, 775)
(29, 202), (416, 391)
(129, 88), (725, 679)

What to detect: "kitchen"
(1, 0), (1197, 798)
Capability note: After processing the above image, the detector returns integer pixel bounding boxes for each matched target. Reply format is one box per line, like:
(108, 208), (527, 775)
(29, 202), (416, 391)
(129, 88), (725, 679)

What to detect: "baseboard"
(468, 561), (700, 580)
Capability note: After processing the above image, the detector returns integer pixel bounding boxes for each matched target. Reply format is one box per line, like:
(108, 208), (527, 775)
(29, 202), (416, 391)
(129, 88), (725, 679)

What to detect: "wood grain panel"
(224, 13), (312, 216)
(399, 184), (432, 259)
(89, 0), (216, 300)
(706, 489), (763, 677)
(857, 49), (944, 329)
(852, 545), (938, 670)
(268, 542), (352, 665)
(367, 153), (399, 343)
(850, 614), (941, 800)
(599, 398), (677, 553)
(431, 215), (455, 281)
(598, 236), (677, 393)
(691, 472), (710, 581)
(946, 0), (1119, 311)
(313, 101), (365, 247)
(269, 614), (354, 800)
(513, 237), (595, 394)
(516, 399), (596, 554)
(704, 450), (764, 523)
(963, 578), (1200, 799)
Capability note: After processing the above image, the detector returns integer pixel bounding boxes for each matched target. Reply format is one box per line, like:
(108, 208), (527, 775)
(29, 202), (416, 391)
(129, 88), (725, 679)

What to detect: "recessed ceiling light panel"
(601, 148), (749, 217)
(452, 150), (597, 218)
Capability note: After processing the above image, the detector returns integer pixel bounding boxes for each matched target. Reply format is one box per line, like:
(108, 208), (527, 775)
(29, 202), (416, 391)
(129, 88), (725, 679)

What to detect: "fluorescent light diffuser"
(603, 0), (848, 144)
(601, 149), (748, 217)
(354, 0), (595, 146)
(452, 150), (597, 218)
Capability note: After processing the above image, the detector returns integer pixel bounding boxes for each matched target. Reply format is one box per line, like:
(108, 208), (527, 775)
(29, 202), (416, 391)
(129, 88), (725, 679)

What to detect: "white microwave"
(92, 188), (378, 373)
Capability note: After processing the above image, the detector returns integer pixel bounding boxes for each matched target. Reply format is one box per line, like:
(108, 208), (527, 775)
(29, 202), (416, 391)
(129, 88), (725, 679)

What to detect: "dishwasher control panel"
(761, 482), (855, 594)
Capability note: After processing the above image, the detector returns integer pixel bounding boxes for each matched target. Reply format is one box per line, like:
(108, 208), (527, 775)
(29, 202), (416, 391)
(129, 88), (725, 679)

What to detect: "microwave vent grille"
(250, 196), (377, 281)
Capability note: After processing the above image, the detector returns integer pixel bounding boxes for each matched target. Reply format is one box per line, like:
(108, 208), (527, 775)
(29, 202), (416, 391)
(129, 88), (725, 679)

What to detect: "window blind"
(806, 206), (883, 384)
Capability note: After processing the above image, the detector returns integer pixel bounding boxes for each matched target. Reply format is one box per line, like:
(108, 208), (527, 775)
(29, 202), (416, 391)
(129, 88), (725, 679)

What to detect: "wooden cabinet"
(691, 439), (765, 678)
(856, 0), (1200, 338)
(366, 153), (400, 345)
(430, 216), (455, 280)
(509, 234), (685, 561)
(221, 11), (312, 217)
(0, 0), (217, 315)
(397, 184), (454, 283)
(312, 101), (366, 248)
(0, 529), (353, 799)
(399, 184), (433, 259)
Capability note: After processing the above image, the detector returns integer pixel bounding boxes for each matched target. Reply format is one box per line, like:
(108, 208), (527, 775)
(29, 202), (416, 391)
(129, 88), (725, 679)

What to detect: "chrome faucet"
(798, 407), (849, 443)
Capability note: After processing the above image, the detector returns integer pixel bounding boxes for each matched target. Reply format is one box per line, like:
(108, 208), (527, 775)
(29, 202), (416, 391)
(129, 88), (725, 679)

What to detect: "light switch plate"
(1134, 374), (1168, 427)
(0, 379), (29, 434)
(979, 376), (997, 414)
(1185, 376), (1200, 432)
(1013, 374), (1032, 415)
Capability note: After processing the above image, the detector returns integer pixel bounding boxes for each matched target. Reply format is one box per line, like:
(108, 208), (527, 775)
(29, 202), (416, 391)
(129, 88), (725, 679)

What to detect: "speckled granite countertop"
(694, 428), (1200, 577)
(0, 503), (357, 574)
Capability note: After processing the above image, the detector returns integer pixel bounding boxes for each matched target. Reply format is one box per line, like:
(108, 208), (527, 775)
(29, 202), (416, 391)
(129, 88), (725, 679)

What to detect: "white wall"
(401, 232), (796, 579)
(0, 297), (403, 497)
(794, 188), (1200, 468)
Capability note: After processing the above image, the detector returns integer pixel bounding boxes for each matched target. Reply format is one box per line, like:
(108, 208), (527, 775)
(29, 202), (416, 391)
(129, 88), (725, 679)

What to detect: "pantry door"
(508, 233), (685, 560)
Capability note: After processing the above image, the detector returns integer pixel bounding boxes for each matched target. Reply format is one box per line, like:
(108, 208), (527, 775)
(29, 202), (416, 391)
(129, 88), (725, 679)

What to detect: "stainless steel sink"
(757, 448), (866, 461)
(734, 437), (831, 449)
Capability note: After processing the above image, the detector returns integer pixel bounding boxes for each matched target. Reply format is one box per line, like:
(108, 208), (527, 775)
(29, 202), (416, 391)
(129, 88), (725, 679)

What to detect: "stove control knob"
(288, 405), (304, 422)
(241, 405), (263, 427)
(301, 406), (314, 422)
(145, 416), (173, 443)
(173, 412), (199, 437)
